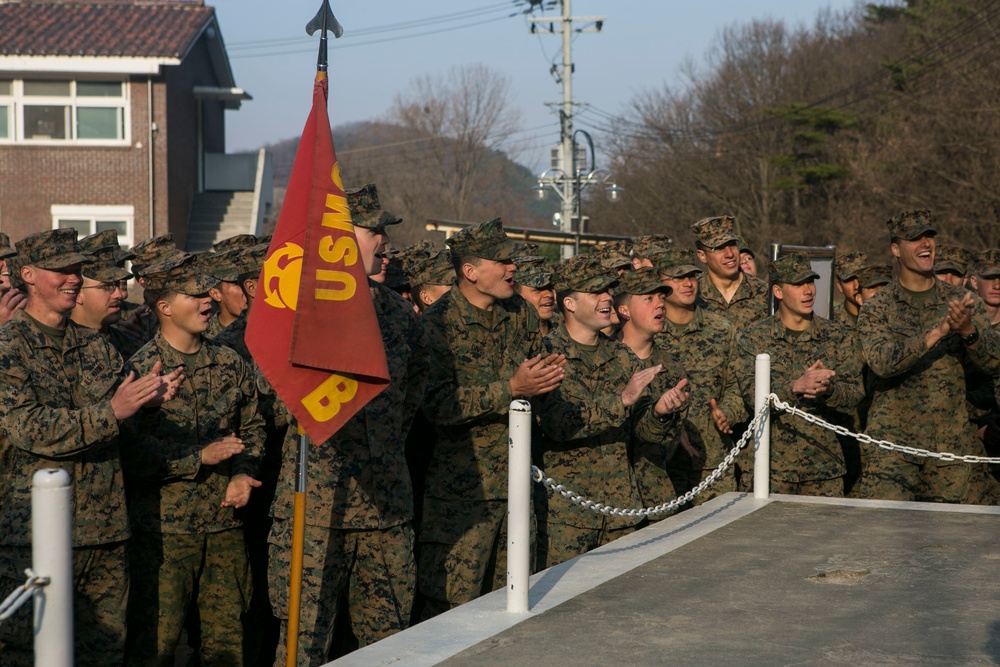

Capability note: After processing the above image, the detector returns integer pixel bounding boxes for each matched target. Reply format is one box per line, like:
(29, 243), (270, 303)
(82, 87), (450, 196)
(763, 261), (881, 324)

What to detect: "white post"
(507, 400), (533, 614)
(753, 353), (771, 500)
(32, 468), (74, 667)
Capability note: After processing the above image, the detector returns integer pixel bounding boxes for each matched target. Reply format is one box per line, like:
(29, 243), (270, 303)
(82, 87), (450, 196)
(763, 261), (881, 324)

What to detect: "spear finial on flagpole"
(305, 0), (343, 73)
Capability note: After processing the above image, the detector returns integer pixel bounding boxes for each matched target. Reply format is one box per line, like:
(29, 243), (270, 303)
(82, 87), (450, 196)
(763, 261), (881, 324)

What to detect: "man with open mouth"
(692, 214), (770, 330)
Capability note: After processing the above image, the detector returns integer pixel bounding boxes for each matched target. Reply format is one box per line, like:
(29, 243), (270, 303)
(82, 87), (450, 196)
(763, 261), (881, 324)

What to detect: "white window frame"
(0, 78), (130, 146)
(51, 205), (135, 249)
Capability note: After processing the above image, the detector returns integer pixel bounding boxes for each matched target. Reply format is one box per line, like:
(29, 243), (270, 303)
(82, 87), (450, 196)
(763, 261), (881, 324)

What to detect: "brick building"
(0, 0), (271, 251)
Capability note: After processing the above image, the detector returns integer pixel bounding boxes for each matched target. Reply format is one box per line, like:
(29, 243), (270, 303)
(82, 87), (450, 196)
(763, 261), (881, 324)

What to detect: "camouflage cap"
(737, 236), (754, 257)
(447, 217), (517, 262)
(691, 215), (739, 249)
(513, 255), (553, 290)
(16, 228), (93, 270)
(616, 266), (670, 295)
(771, 252), (820, 284)
(345, 183), (403, 230)
(933, 244), (973, 277)
(974, 249), (1000, 278)
(409, 249), (454, 287)
(82, 246), (132, 283)
(79, 229), (134, 267)
(0, 232), (15, 260)
(513, 241), (539, 258)
(834, 251), (868, 281)
(131, 233), (180, 275)
(654, 248), (703, 278)
(212, 234), (258, 253)
(237, 243), (268, 277)
(631, 234), (673, 260)
(592, 239), (633, 270)
(203, 249), (243, 283)
(552, 255), (618, 293)
(857, 263), (892, 289)
(886, 210), (936, 242)
(142, 253), (216, 295)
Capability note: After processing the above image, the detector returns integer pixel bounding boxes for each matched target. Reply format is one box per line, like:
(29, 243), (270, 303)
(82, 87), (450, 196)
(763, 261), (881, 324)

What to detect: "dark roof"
(0, 1), (214, 58)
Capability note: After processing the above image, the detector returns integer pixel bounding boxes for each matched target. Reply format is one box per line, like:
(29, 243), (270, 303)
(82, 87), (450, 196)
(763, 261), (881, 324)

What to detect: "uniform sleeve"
(421, 322), (513, 426)
(231, 356), (266, 479)
(965, 301), (1000, 375)
(538, 360), (629, 442)
(0, 348), (120, 460)
(823, 329), (865, 412)
(714, 327), (749, 424)
(857, 298), (930, 379)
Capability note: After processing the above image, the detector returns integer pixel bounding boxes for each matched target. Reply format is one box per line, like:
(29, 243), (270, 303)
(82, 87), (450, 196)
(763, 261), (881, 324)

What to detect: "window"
(1, 79), (128, 144)
(51, 205), (134, 249)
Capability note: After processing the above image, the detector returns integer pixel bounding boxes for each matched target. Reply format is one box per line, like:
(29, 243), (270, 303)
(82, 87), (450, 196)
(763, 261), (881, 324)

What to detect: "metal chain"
(531, 402), (770, 519)
(0, 569), (49, 622)
(769, 395), (1000, 464)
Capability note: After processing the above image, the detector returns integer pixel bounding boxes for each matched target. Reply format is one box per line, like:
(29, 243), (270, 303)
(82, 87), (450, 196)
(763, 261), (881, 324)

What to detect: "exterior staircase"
(186, 190), (257, 252)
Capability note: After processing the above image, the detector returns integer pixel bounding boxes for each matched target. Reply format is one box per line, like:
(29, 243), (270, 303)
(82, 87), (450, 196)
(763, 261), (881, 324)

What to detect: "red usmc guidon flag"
(246, 75), (389, 444)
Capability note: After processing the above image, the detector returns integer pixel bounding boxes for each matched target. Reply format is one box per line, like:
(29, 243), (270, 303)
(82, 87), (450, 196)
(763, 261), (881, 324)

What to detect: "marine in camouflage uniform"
(513, 254), (558, 336)
(656, 248), (748, 504)
(123, 255), (265, 667)
(70, 242), (145, 359)
(0, 229), (179, 667)
(726, 253), (864, 496)
(855, 212), (1000, 504)
(630, 234), (673, 270)
(592, 238), (633, 276)
(933, 243), (974, 289)
(692, 216), (769, 330)
(127, 233), (188, 344)
(202, 249), (247, 339)
(832, 251), (867, 328)
(613, 267), (689, 517)
(538, 258), (685, 567)
(419, 218), (560, 618)
(267, 184), (427, 664)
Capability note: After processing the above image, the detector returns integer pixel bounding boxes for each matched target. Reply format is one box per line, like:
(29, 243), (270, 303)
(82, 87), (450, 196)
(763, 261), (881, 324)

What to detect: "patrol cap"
(141, 253), (216, 295)
(513, 241), (539, 258)
(0, 232), (16, 260)
(446, 218), (517, 262)
(408, 249), (454, 287)
(655, 248), (703, 278)
(974, 249), (1000, 278)
(691, 215), (739, 249)
(131, 233), (182, 276)
(345, 183), (403, 230)
(856, 263), (892, 289)
(770, 253), (820, 284)
(552, 255), (618, 293)
(82, 246), (132, 283)
(80, 229), (134, 267)
(513, 255), (553, 290)
(933, 244), (973, 277)
(887, 210), (936, 242)
(631, 234), (672, 260)
(204, 249), (243, 283)
(737, 236), (755, 257)
(834, 251), (868, 281)
(16, 228), (93, 270)
(592, 239), (632, 270)
(237, 243), (268, 278)
(213, 234), (257, 253)
(616, 267), (670, 295)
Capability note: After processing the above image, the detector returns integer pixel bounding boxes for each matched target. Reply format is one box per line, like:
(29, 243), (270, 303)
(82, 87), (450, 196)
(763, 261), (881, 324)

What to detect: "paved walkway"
(332, 494), (1000, 666)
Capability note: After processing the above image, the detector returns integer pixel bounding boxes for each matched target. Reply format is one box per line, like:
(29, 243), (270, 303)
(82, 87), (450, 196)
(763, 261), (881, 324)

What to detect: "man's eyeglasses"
(80, 280), (129, 293)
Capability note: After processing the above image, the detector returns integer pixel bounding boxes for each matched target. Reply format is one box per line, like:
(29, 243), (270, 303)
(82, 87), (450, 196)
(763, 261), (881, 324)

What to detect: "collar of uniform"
(889, 278), (946, 308)
(770, 312), (826, 342)
(546, 323), (619, 367)
(450, 284), (512, 330)
(662, 307), (705, 340)
(698, 271), (752, 304)
(15, 309), (102, 354)
(152, 331), (215, 371)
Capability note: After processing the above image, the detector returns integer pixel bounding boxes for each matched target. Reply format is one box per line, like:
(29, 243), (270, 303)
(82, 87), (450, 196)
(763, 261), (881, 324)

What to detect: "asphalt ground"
(333, 494), (1000, 666)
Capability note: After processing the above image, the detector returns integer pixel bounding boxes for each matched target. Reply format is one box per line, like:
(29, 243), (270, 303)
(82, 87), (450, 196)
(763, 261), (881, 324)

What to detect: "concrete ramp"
(331, 494), (1000, 666)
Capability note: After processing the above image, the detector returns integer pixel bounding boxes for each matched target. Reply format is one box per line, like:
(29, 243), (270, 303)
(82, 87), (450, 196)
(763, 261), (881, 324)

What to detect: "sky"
(213, 0), (862, 171)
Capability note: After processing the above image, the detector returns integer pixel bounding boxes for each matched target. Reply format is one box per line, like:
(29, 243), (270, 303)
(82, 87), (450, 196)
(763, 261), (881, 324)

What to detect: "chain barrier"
(531, 402), (771, 519)
(769, 394), (1000, 464)
(0, 569), (48, 623)
(532, 390), (1000, 518)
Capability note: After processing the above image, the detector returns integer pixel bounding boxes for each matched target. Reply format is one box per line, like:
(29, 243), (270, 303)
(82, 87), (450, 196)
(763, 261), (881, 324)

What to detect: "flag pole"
(286, 6), (343, 666)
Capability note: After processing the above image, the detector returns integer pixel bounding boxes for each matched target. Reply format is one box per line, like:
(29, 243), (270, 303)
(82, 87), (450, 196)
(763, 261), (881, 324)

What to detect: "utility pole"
(528, 0), (605, 259)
